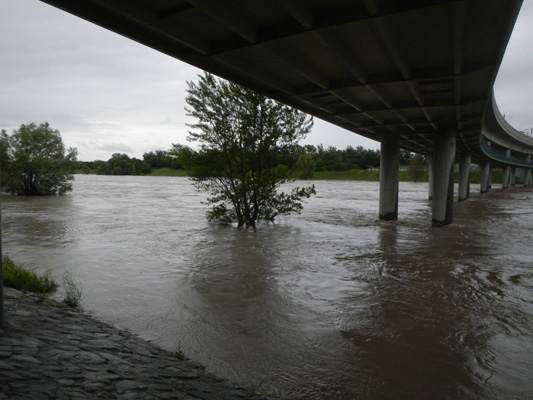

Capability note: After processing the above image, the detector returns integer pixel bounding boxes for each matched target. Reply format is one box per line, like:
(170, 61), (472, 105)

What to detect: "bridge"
(39, 0), (533, 226)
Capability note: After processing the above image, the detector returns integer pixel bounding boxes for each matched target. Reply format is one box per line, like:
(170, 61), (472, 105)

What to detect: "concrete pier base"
(502, 165), (511, 189)
(379, 134), (400, 221)
(480, 161), (490, 193)
(458, 153), (471, 202)
(432, 131), (456, 227)
(510, 167), (516, 186)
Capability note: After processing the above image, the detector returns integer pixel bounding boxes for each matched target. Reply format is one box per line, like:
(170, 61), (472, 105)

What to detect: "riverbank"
(0, 287), (267, 400)
(147, 168), (502, 184)
(75, 167), (507, 183)
(137, 168), (504, 183)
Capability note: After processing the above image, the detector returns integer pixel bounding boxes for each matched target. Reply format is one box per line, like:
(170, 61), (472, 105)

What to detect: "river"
(2, 175), (533, 399)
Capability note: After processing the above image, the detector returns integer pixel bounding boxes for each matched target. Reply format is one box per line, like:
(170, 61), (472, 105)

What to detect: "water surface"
(3, 175), (533, 399)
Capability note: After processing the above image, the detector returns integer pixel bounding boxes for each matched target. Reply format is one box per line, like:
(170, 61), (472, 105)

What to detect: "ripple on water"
(2, 176), (533, 400)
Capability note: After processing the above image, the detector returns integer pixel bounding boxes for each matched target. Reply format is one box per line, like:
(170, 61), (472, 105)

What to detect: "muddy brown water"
(3, 175), (533, 399)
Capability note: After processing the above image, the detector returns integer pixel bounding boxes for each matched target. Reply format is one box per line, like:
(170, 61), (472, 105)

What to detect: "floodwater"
(2, 175), (533, 400)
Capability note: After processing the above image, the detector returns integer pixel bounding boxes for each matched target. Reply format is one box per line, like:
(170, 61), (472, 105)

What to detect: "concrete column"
(432, 131), (456, 227)
(458, 153), (471, 202)
(502, 165), (511, 189)
(480, 161), (490, 193)
(526, 168), (532, 187)
(526, 156), (532, 186)
(428, 156), (434, 201)
(488, 167), (493, 189)
(379, 134), (400, 221)
(510, 167), (516, 186)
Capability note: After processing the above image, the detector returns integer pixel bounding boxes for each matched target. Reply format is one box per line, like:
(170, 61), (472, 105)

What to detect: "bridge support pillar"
(525, 168), (532, 186)
(432, 131), (456, 227)
(526, 156), (533, 186)
(510, 167), (516, 186)
(428, 156), (434, 201)
(379, 134), (399, 221)
(480, 161), (490, 193)
(458, 153), (471, 202)
(502, 165), (511, 189)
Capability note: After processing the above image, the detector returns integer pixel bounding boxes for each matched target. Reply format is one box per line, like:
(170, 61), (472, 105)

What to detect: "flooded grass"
(3, 257), (58, 294)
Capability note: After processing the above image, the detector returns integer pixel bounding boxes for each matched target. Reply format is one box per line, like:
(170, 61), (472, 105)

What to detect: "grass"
(2, 257), (58, 294)
(309, 168), (504, 184)
(312, 169), (381, 181)
(3, 258), (84, 308)
(78, 166), (506, 183)
(60, 270), (84, 309)
(146, 168), (189, 177)
(311, 169), (426, 182)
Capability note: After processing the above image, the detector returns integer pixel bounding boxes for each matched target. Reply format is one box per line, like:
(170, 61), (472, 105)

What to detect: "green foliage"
(60, 270), (83, 309)
(184, 72), (316, 227)
(143, 150), (183, 170)
(2, 123), (77, 195)
(2, 257), (58, 294)
(77, 155), (151, 176)
(295, 154), (316, 179)
(0, 130), (10, 185)
(313, 169), (381, 181)
(146, 167), (189, 177)
(407, 154), (427, 182)
(400, 149), (415, 165)
(174, 342), (186, 360)
(312, 169), (423, 182)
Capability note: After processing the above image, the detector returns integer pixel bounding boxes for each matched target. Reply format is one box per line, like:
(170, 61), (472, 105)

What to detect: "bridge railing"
(480, 135), (533, 167)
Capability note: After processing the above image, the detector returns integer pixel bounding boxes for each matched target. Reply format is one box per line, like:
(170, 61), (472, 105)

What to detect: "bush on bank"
(3, 258), (84, 308)
(2, 257), (58, 294)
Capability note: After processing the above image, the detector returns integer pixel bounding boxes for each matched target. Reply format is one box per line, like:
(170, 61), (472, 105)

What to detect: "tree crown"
(184, 73), (315, 227)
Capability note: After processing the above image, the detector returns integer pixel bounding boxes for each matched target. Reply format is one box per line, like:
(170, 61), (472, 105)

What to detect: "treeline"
(76, 145), (423, 179)
(77, 150), (183, 175)
(77, 144), (408, 176)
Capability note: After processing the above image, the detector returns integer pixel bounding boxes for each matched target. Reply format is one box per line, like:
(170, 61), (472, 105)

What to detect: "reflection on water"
(2, 175), (533, 399)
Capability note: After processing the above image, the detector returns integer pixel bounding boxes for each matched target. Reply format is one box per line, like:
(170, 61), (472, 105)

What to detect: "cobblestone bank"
(0, 288), (267, 400)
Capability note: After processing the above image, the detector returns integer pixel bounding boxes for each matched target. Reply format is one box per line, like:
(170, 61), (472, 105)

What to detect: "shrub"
(60, 270), (83, 309)
(2, 257), (58, 293)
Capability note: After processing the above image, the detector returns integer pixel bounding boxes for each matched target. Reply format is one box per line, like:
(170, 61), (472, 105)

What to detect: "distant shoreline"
(75, 167), (505, 183)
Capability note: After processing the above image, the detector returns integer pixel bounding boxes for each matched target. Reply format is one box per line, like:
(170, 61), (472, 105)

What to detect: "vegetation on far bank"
(75, 143), (383, 178)
(140, 166), (505, 184)
(312, 168), (505, 184)
(73, 142), (508, 184)
(146, 168), (188, 177)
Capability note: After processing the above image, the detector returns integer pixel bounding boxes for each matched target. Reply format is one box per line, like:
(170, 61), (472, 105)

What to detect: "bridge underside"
(40, 0), (524, 159)
(38, 0), (533, 226)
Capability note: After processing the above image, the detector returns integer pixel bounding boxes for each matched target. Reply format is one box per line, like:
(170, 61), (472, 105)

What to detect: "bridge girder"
(39, 0), (531, 161)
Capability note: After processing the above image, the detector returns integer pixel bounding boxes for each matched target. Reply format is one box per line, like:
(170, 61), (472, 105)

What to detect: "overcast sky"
(1, 0), (533, 161)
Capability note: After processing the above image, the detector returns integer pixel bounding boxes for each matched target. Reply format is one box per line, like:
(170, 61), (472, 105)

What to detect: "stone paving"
(0, 288), (267, 400)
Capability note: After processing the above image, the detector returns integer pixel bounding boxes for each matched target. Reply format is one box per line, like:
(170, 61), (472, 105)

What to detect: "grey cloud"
(2, 0), (533, 160)
(98, 143), (134, 155)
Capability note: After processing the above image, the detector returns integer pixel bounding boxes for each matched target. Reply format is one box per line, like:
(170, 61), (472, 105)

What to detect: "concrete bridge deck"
(37, 0), (533, 225)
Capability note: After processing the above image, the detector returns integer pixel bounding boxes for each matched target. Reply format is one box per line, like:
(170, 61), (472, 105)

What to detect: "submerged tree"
(2, 123), (77, 195)
(183, 73), (315, 227)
